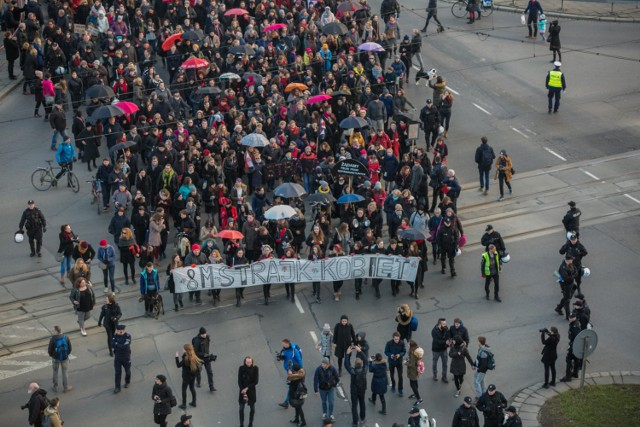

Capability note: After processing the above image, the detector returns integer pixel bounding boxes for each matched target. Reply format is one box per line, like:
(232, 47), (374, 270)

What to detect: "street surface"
(0, 3), (639, 427)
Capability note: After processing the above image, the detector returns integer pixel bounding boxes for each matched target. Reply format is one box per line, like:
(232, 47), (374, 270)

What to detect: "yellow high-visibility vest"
(548, 70), (563, 88)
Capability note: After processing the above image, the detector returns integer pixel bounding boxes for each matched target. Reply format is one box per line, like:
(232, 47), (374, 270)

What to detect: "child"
(538, 14), (547, 41)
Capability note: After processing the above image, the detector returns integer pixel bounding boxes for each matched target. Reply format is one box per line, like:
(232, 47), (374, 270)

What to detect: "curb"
(0, 77), (23, 102)
(493, 4), (639, 22)
(509, 370), (640, 426)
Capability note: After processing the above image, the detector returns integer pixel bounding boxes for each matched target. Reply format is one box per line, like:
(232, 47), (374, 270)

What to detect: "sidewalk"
(510, 370), (640, 426)
(0, 56), (23, 101)
(492, 0), (640, 22)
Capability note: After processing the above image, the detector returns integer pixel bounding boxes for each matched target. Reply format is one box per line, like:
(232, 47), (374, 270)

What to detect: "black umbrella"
(321, 22), (349, 36)
(337, 0), (363, 12)
(109, 140), (137, 153)
(230, 45), (256, 56)
(181, 30), (200, 41)
(196, 86), (222, 95)
(274, 183), (307, 198)
(331, 90), (351, 97)
(304, 192), (337, 204)
(399, 227), (428, 241)
(394, 111), (414, 122)
(339, 116), (368, 129)
(87, 105), (125, 123)
(85, 84), (115, 99)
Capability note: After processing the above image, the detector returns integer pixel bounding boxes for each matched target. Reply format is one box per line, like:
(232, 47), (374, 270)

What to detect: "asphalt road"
(0, 5), (639, 427)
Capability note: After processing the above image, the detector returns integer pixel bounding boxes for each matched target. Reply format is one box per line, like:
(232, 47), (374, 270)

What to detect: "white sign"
(173, 255), (421, 292)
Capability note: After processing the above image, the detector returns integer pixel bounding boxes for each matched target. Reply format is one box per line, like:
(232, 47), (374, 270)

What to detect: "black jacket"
(449, 323), (470, 345)
(559, 241), (587, 266)
(480, 231), (505, 252)
(152, 382), (174, 416)
(477, 391), (508, 420)
(19, 207), (46, 233)
(384, 339), (406, 367)
(541, 331), (559, 364)
(475, 144), (495, 172)
(452, 404), (480, 427)
(431, 325), (450, 352)
(176, 355), (200, 382)
(192, 334), (211, 359)
(562, 207), (581, 232)
(238, 364), (259, 404)
(504, 414), (523, 427)
(333, 322), (356, 356)
(27, 388), (49, 425)
(344, 351), (368, 395)
(98, 303), (122, 330)
(112, 332), (132, 358)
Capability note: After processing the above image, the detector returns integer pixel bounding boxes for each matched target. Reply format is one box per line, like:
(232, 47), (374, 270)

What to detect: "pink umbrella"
(225, 8), (249, 16)
(114, 101), (139, 114)
(263, 23), (287, 32)
(305, 94), (332, 105)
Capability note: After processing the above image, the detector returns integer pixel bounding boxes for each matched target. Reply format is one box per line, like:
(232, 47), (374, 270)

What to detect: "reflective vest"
(482, 251), (501, 276)
(548, 70), (563, 88)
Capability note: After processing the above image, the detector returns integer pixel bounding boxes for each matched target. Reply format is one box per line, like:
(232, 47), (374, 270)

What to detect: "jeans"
(432, 350), (448, 377)
(103, 264), (116, 291)
(474, 371), (486, 397)
(51, 129), (68, 149)
(60, 254), (72, 276)
(52, 358), (69, 389)
(320, 388), (335, 417)
(389, 364), (403, 391)
(303, 173), (314, 193)
(498, 173), (512, 197)
(479, 169), (490, 191)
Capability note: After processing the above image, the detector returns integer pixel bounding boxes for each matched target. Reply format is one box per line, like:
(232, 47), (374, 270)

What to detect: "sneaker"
(322, 414), (327, 420)
(63, 386), (73, 393)
(415, 399), (423, 404)
(497, 196), (504, 201)
(433, 375), (438, 381)
(390, 386), (396, 393)
(81, 329), (87, 336)
(52, 385), (58, 392)
(114, 387), (121, 394)
(30, 252), (36, 257)
(509, 188), (513, 195)
(455, 389), (461, 397)
(330, 416), (336, 422)
(279, 402), (289, 409)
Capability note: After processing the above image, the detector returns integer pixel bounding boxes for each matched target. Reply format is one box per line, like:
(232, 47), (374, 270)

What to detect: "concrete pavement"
(491, 0), (640, 22)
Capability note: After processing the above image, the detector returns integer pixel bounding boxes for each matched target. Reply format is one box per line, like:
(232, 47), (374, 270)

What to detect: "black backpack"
(480, 147), (494, 168)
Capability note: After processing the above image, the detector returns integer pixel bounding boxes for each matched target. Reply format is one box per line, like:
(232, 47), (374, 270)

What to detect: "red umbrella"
(114, 101), (139, 114)
(305, 94), (332, 105)
(180, 57), (210, 69)
(218, 230), (244, 240)
(161, 33), (182, 51)
(263, 23), (287, 32)
(225, 8), (249, 16)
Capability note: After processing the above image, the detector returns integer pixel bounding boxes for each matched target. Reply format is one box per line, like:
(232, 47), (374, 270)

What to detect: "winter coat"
(344, 351), (368, 395)
(475, 144), (495, 172)
(475, 346), (492, 373)
(313, 365), (339, 392)
(152, 382), (174, 416)
(148, 221), (164, 247)
(355, 332), (370, 359)
(176, 355), (200, 382)
(3, 37), (20, 61)
(28, 388), (49, 425)
(541, 331), (559, 364)
(368, 359), (388, 395)
(333, 322), (356, 356)
(477, 390), (508, 421)
(384, 339), (406, 367)
(449, 342), (474, 376)
(449, 323), (470, 345)
(238, 364), (259, 404)
(77, 128), (100, 162)
(548, 22), (561, 50)
(452, 404), (480, 427)
(43, 405), (63, 427)
(406, 348), (422, 381)
(98, 302), (122, 330)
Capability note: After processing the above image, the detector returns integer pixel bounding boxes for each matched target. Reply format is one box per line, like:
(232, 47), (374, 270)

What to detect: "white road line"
(524, 127), (537, 135)
(412, 65), (421, 71)
(624, 194), (640, 205)
(472, 103), (492, 115)
(544, 147), (567, 161)
(446, 86), (459, 95)
(309, 331), (318, 345)
(581, 169), (600, 180)
(294, 295), (304, 314)
(511, 127), (529, 139)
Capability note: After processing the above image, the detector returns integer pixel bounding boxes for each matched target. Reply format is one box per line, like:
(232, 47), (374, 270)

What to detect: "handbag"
(55, 251), (65, 263)
(459, 234), (467, 248)
(98, 261), (108, 270)
(169, 395), (177, 407)
(45, 95), (55, 105)
(510, 167), (515, 175)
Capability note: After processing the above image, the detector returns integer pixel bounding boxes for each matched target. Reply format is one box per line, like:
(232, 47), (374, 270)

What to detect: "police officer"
(480, 225), (505, 253)
(192, 327), (216, 392)
(559, 233), (588, 291)
(18, 200), (46, 257)
(452, 396), (480, 427)
(555, 255), (578, 319)
(562, 201), (582, 238)
(545, 61), (566, 113)
(504, 406), (523, 427)
(481, 244), (502, 302)
(436, 216), (459, 277)
(113, 324), (132, 393)
(476, 384), (507, 427)
(560, 312), (582, 382)
(407, 405), (421, 427)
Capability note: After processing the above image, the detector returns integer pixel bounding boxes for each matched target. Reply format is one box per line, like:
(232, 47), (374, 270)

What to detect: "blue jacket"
(55, 142), (77, 164)
(281, 342), (303, 371)
(97, 244), (116, 266)
(368, 359), (389, 395)
(524, 0), (543, 17)
(384, 339), (407, 367)
(140, 268), (159, 294)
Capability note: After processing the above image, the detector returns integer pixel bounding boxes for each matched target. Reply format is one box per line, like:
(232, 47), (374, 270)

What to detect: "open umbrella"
(337, 194), (365, 204)
(321, 22), (348, 36)
(264, 205), (297, 220)
(305, 94), (332, 105)
(88, 105), (124, 122)
(114, 101), (139, 114)
(285, 83), (308, 93)
(339, 116), (368, 129)
(161, 33), (182, 51)
(394, 111), (414, 122)
(358, 42), (384, 52)
(218, 230), (244, 240)
(196, 86), (222, 95)
(263, 23), (287, 32)
(230, 45), (256, 57)
(337, 0), (363, 12)
(109, 140), (137, 155)
(85, 84), (115, 99)
(180, 30), (199, 41)
(242, 72), (263, 85)
(331, 90), (351, 97)
(241, 133), (270, 147)
(181, 57), (209, 69)
(304, 192), (337, 204)
(220, 72), (242, 80)
(274, 183), (307, 198)
(225, 8), (249, 16)
(399, 227), (428, 241)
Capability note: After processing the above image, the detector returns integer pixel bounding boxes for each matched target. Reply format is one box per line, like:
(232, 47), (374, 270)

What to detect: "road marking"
(0, 350), (76, 381)
(309, 331), (318, 345)
(580, 169), (600, 180)
(472, 103), (492, 115)
(412, 65), (421, 71)
(624, 194), (640, 205)
(544, 147), (567, 161)
(446, 86), (460, 95)
(524, 127), (537, 135)
(294, 295), (304, 314)
(511, 127), (529, 139)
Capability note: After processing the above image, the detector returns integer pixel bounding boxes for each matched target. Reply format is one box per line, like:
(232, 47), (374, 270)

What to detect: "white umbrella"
(264, 205), (297, 220)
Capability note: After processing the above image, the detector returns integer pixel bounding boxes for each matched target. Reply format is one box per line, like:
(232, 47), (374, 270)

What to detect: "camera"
(275, 351), (285, 362)
(204, 354), (217, 362)
(539, 328), (549, 333)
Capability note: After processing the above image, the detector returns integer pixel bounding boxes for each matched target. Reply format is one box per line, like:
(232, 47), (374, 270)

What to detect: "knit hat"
(403, 35), (409, 40)
(199, 327), (207, 335)
(322, 323), (331, 332)
(192, 244), (201, 251)
(156, 374), (167, 383)
(80, 241), (89, 249)
(321, 357), (330, 364)
(99, 239), (108, 247)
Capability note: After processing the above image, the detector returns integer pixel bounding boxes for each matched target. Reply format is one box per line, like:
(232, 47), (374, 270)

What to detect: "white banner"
(173, 255), (421, 293)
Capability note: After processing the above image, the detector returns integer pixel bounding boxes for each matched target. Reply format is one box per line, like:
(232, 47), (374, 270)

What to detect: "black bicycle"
(31, 160), (80, 193)
(451, 0), (494, 18)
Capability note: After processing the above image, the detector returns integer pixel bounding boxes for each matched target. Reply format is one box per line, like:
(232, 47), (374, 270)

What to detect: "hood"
(44, 406), (56, 417)
(356, 331), (366, 341)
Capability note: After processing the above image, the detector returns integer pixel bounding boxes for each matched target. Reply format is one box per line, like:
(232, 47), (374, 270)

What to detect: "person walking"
(481, 244), (502, 302)
(344, 345), (368, 427)
(555, 255), (578, 319)
(313, 357), (340, 422)
(368, 353), (389, 415)
(546, 61), (566, 114)
(287, 363), (308, 427)
(431, 318), (450, 382)
(176, 344), (202, 409)
(316, 323), (333, 361)
(474, 136), (495, 195)
(58, 224), (78, 284)
(192, 327), (216, 392)
(43, 397), (63, 427)
(504, 406), (523, 427)
(19, 200), (46, 257)
(562, 201), (582, 238)
(449, 336), (474, 398)
(540, 326), (559, 388)
(140, 262), (160, 317)
(98, 293), (122, 357)
(547, 20), (562, 62)
(333, 315), (356, 376)
(112, 324), (132, 393)
(385, 332), (406, 396)
(473, 336), (492, 400)
(523, 0), (544, 38)
(559, 312), (582, 382)
(436, 216), (459, 277)
(421, 0), (444, 33)
(559, 233), (588, 292)
(152, 374), (175, 427)
(47, 325), (72, 393)
(406, 340), (424, 404)
(278, 338), (304, 408)
(451, 396), (480, 427)
(477, 384), (508, 427)
(494, 150), (513, 201)
(69, 278), (95, 337)
(238, 356), (259, 427)
(24, 382), (49, 427)
(97, 239), (117, 293)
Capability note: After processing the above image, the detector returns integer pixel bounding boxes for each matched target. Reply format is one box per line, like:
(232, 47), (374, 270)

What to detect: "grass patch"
(540, 384), (640, 427)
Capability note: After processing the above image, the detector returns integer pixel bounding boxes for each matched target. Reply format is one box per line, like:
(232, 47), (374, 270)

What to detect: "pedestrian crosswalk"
(0, 349), (76, 381)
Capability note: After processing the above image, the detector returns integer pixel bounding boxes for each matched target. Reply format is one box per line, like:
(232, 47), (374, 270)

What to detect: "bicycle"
(31, 160), (80, 193)
(451, 0), (493, 18)
(87, 176), (103, 215)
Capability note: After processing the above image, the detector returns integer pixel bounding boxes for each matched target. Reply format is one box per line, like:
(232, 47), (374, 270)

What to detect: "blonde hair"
(183, 344), (203, 372)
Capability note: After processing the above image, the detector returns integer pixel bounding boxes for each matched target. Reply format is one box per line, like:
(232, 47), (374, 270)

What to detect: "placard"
(332, 158), (369, 177)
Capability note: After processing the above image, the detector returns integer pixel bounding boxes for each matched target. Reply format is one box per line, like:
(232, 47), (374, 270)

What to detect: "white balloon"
(14, 232), (24, 243)
(456, 248), (462, 257)
(501, 254), (511, 263)
(582, 267), (591, 278)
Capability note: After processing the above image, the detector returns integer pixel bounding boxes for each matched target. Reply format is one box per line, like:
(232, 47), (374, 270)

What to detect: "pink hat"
(99, 239), (107, 247)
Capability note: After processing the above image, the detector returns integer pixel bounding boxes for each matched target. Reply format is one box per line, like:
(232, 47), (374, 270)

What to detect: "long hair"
(183, 344), (203, 372)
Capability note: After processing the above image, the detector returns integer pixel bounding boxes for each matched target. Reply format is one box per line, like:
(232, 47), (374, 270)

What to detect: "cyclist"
(54, 136), (77, 185)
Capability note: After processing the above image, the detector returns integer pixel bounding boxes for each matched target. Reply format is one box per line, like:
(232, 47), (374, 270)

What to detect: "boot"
(264, 296), (269, 305)
(175, 304), (179, 312)
(379, 400), (387, 414)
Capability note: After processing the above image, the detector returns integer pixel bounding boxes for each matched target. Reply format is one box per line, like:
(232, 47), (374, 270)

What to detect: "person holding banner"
(259, 245), (275, 305)
(283, 247), (299, 303)
(309, 245), (324, 304)
(331, 245), (347, 301)
(386, 239), (405, 296)
(230, 248), (250, 307)
(184, 244), (208, 304)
